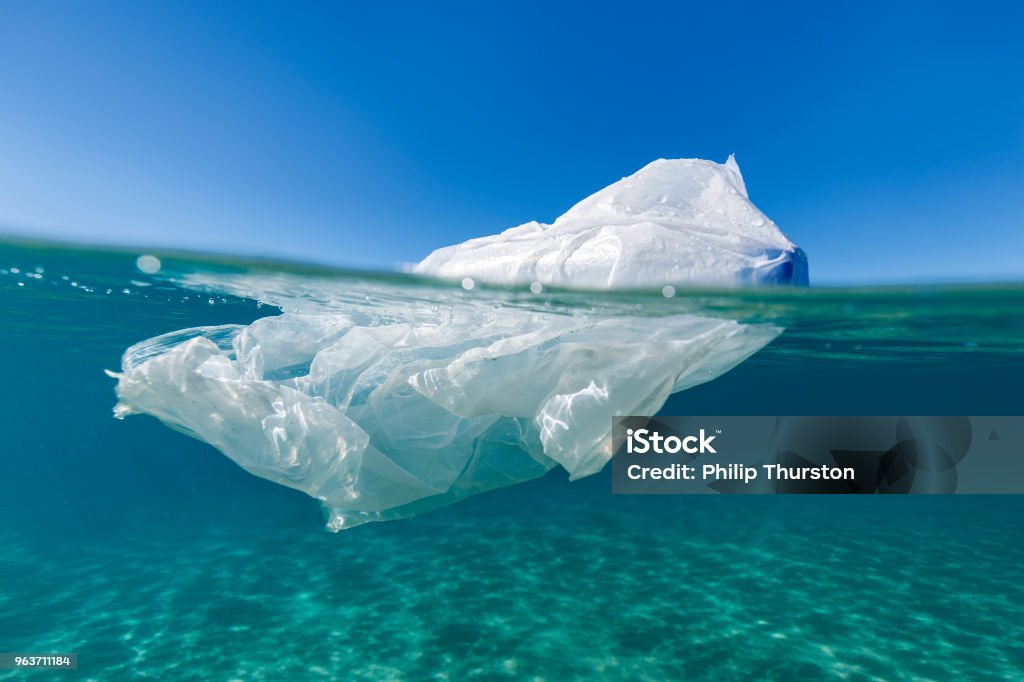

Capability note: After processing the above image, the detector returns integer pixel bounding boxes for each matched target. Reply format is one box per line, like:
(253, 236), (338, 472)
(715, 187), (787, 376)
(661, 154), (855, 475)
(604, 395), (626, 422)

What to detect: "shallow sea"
(1, 240), (1023, 681)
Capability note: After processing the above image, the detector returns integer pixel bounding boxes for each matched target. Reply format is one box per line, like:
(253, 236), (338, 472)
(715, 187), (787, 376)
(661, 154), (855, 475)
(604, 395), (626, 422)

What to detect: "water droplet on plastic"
(136, 255), (161, 274)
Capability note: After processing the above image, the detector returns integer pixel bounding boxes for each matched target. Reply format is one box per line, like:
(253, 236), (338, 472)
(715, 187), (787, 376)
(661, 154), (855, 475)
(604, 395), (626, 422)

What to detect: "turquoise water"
(2, 240), (1023, 680)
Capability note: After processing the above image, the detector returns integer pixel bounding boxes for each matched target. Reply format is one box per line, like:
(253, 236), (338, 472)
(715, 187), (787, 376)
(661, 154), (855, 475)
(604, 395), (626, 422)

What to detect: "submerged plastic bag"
(113, 157), (804, 530)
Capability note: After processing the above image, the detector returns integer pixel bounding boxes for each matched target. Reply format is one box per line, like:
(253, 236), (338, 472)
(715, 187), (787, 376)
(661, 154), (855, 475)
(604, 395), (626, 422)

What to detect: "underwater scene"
(2, 239), (1023, 681)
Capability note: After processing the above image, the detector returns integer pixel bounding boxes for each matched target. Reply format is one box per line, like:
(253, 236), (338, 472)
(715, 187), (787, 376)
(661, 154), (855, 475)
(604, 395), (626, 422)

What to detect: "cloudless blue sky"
(1, 1), (1021, 283)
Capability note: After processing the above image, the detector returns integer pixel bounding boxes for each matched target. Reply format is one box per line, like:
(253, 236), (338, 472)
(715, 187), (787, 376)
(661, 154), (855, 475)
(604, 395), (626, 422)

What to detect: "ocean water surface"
(1, 240), (1023, 681)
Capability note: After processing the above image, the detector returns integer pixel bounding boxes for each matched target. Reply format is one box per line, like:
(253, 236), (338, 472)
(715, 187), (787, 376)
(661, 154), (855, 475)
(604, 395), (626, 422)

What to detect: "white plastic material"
(415, 156), (807, 288)
(113, 157), (806, 530)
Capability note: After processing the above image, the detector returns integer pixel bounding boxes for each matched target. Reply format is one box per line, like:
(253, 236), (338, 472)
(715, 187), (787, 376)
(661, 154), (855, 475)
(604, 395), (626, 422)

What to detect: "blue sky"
(0, 1), (1021, 284)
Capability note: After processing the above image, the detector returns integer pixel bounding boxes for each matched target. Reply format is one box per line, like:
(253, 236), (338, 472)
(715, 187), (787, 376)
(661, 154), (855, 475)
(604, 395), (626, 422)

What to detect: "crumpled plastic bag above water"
(415, 156), (808, 288)
(113, 157), (803, 530)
